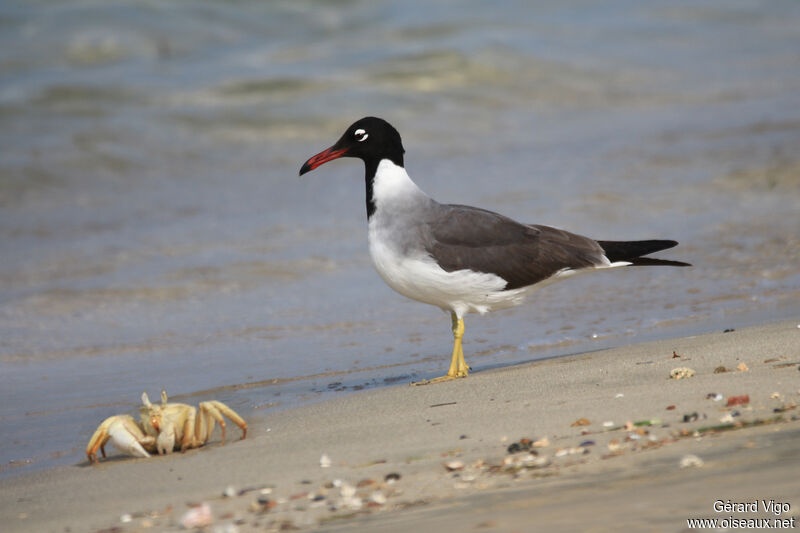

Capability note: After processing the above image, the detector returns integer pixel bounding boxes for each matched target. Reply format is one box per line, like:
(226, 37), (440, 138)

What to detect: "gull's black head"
(299, 117), (405, 176)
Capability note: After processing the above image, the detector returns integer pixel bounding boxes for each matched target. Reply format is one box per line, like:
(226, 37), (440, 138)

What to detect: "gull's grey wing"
(424, 204), (607, 290)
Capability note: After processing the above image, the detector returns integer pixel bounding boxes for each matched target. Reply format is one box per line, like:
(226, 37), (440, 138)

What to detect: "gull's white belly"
(367, 233), (528, 317)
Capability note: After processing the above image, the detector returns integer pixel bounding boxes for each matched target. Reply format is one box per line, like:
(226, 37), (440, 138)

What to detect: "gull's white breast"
(366, 159), (527, 317)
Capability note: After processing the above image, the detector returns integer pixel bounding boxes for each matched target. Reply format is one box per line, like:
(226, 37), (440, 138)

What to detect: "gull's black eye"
(354, 128), (369, 142)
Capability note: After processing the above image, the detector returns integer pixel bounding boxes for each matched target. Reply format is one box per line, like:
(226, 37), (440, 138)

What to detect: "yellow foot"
(410, 371), (468, 386)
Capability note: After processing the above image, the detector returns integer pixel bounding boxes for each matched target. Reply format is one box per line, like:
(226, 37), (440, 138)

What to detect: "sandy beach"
(1, 319), (798, 532)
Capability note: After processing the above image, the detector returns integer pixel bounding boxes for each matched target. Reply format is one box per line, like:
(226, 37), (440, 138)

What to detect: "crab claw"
(86, 415), (154, 463)
(156, 420), (177, 455)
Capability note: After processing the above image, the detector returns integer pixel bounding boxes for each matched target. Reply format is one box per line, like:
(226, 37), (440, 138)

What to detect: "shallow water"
(1, 0), (799, 478)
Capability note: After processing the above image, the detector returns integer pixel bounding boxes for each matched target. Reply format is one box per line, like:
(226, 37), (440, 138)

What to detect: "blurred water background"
(1, 0), (799, 478)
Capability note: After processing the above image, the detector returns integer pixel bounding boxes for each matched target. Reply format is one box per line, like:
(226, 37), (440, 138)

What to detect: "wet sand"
(1, 319), (799, 532)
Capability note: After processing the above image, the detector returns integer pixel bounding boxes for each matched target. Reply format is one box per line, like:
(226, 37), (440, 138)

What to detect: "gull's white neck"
(371, 159), (428, 214)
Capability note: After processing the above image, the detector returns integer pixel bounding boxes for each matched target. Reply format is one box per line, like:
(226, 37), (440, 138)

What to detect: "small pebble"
(706, 393), (723, 401)
(720, 413), (734, 423)
(120, 514), (133, 523)
(507, 441), (531, 454)
(223, 486), (236, 498)
(602, 421), (614, 428)
(736, 362), (749, 372)
(319, 453), (331, 468)
(384, 472), (401, 483)
(615, 393), (624, 398)
(683, 412), (699, 423)
(726, 395), (750, 407)
(370, 491), (387, 505)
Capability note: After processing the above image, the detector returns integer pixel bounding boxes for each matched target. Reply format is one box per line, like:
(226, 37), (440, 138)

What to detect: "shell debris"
(679, 454), (704, 469)
(444, 460), (464, 472)
(670, 367), (695, 379)
(180, 502), (213, 529)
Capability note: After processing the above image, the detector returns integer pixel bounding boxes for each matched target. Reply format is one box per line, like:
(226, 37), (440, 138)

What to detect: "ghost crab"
(86, 389), (247, 463)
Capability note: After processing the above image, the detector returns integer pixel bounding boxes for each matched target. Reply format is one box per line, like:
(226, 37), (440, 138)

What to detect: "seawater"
(1, 0), (799, 477)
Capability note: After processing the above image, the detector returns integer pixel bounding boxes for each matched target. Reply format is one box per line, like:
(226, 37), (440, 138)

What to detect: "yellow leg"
(412, 313), (469, 385)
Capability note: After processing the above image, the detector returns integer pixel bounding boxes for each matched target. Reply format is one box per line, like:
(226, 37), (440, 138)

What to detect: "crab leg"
(87, 417), (114, 463)
(180, 405), (198, 451)
(198, 401), (248, 444)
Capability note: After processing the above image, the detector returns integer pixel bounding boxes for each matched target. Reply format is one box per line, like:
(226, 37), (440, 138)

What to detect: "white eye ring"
(354, 129), (368, 142)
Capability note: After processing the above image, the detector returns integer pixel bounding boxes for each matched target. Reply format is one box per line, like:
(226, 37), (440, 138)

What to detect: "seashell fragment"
(670, 367), (695, 379)
(444, 460), (464, 471)
(679, 454), (704, 469)
(181, 502), (213, 529)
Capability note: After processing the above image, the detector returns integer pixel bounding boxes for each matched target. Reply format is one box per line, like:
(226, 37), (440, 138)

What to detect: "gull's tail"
(597, 239), (691, 267)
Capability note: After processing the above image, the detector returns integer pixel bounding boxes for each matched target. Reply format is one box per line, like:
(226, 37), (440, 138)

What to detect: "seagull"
(300, 117), (690, 384)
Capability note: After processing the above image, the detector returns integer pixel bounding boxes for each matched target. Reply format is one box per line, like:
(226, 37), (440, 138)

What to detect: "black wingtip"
(598, 239), (689, 267)
(628, 257), (692, 267)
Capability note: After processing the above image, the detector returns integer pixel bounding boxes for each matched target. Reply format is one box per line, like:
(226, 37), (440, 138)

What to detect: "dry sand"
(2, 319), (799, 533)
